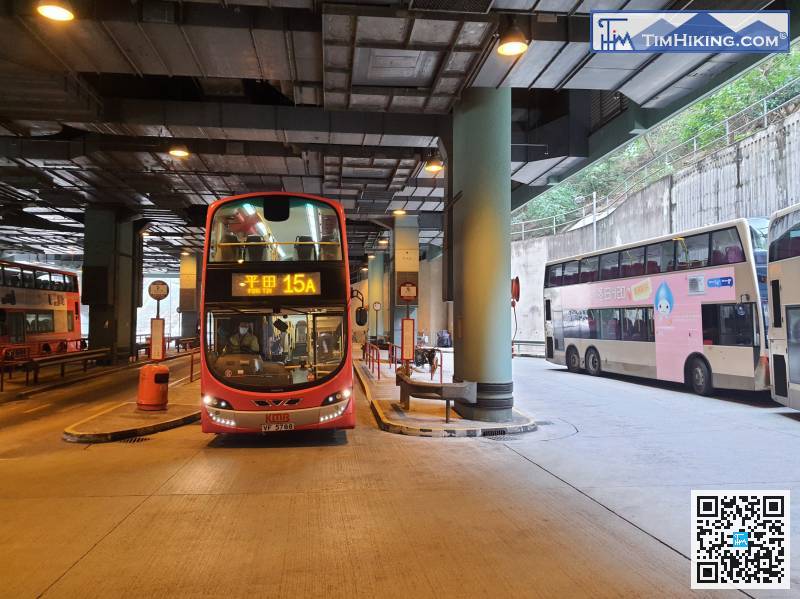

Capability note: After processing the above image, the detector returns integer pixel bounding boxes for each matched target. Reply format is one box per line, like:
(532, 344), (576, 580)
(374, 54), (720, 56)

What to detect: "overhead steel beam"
(101, 99), (449, 141)
(0, 135), (428, 161)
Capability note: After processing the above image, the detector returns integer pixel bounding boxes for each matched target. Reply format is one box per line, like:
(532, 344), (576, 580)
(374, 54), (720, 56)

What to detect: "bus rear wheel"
(689, 357), (713, 396)
(566, 347), (582, 373)
(585, 348), (601, 376)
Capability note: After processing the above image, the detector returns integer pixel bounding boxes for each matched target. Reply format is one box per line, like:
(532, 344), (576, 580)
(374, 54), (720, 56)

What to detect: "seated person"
(227, 323), (260, 354)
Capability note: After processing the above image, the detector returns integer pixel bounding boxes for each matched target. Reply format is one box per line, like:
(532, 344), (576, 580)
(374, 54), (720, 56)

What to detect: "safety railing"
(511, 73), (800, 241)
(188, 348), (202, 383)
(364, 342), (382, 381)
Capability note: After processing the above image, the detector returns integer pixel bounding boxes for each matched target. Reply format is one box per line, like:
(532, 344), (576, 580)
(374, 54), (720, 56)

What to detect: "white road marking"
(21, 403), (51, 414)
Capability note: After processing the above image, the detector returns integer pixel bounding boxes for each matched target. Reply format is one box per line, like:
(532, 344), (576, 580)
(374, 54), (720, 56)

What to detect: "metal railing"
(364, 342), (382, 381)
(511, 74), (800, 242)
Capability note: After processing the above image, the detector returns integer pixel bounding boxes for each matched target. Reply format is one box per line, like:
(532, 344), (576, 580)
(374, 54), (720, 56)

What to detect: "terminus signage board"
(590, 11), (790, 53)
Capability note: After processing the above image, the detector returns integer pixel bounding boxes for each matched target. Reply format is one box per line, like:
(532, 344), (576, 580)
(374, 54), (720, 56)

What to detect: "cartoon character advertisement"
(560, 267), (737, 382)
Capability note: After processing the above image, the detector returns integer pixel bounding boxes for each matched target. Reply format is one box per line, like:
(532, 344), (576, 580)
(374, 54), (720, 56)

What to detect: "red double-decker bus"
(0, 260), (82, 361)
(199, 192), (363, 434)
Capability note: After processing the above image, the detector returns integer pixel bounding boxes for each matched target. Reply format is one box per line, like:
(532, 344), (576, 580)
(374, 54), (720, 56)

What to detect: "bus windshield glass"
(208, 196), (343, 263)
(205, 307), (346, 391)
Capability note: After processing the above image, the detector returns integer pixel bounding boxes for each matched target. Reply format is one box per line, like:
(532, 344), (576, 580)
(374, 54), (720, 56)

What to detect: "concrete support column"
(82, 207), (144, 362)
(367, 252), (384, 340)
(391, 215), (419, 346)
(452, 87), (513, 422)
(179, 253), (202, 338)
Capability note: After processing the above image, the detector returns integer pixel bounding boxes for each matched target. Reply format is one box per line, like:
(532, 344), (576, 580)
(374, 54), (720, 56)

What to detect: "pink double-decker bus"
(543, 218), (770, 395)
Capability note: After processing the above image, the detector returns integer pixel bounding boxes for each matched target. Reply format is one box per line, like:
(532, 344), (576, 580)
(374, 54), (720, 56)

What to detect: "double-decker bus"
(200, 192), (362, 434)
(767, 202), (800, 409)
(0, 260), (82, 360)
(543, 218), (770, 395)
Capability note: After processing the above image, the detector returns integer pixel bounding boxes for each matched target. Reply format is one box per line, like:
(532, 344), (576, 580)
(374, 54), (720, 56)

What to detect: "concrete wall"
(511, 107), (800, 342)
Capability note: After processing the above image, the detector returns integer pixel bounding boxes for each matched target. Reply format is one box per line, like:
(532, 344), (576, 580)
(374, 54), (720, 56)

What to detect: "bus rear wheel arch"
(566, 346), (582, 373)
(585, 347), (601, 376)
(686, 355), (714, 396)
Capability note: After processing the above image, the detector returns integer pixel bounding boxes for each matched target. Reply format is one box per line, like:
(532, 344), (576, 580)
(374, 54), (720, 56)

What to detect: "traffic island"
(356, 362), (537, 438)
(63, 401), (199, 443)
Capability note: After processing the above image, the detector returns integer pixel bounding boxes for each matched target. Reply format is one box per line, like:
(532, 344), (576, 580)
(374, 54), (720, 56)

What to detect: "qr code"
(692, 490), (790, 589)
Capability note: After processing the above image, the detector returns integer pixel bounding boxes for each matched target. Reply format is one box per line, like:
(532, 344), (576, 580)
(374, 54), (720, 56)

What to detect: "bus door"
(782, 305), (800, 409)
(4, 311), (25, 344)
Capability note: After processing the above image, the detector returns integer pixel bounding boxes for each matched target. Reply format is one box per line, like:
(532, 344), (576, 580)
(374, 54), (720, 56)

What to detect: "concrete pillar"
(179, 253), (202, 338)
(367, 252), (384, 340)
(81, 207), (144, 361)
(391, 215), (419, 346)
(452, 87), (513, 422)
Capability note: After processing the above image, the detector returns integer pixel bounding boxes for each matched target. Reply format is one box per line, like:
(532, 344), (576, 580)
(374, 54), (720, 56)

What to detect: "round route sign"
(372, 301), (382, 311)
(148, 280), (170, 301)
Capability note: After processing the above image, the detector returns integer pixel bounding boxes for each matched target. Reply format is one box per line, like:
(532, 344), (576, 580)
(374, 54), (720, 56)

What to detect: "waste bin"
(137, 364), (169, 411)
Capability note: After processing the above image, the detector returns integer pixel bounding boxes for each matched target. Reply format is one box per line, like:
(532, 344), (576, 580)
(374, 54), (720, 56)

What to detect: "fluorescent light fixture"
(305, 204), (319, 243)
(392, 209), (406, 216)
(424, 156), (444, 173)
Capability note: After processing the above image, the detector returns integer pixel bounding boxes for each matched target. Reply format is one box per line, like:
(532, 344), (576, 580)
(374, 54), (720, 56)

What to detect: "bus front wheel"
(689, 358), (713, 396)
(566, 347), (582, 373)
(585, 348), (601, 376)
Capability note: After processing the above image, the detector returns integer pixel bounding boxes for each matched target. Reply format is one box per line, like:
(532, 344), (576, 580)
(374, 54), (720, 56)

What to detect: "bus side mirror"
(355, 307), (368, 327)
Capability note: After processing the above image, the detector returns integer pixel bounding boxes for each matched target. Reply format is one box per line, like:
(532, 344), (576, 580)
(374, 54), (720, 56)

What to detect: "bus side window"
(545, 300), (551, 321)
(21, 269), (34, 289)
(771, 280), (782, 328)
(0, 309), (6, 336)
(67, 310), (74, 332)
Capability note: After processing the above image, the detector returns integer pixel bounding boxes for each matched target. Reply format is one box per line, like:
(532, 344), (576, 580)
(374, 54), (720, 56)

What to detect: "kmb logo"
(267, 413), (290, 423)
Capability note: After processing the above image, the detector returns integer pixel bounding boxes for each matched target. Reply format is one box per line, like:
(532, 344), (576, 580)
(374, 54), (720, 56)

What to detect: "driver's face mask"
(239, 327), (248, 336)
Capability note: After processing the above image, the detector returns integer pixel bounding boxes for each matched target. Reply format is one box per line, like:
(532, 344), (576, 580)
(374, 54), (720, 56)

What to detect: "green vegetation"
(513, 42), (800, 229)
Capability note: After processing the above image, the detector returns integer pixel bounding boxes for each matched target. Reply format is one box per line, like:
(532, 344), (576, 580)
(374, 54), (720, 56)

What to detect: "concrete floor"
(0, 357), (795, 597)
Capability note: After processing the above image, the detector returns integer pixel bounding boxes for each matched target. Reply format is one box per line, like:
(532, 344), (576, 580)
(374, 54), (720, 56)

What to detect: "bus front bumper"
(201, 398), (353, 433)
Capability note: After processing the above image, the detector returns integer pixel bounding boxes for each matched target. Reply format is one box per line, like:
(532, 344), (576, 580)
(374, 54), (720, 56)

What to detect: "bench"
(395, 371), (477, 423)
(24, 348), (111, 385)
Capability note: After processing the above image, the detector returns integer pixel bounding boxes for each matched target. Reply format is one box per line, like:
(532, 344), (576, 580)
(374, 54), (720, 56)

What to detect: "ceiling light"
(141, 231), (150, 237)
(424, 156), (444, 174)
(37, 1), (75, 21)
(378, 239), (389, 245)
(168, 144), (190, 158)
(392, 209), (406, 216)
(497, 21), (528, 56)
(181, 251), (190, 256)
(367, 254), (375, 259)
(361, 267), (368, 272)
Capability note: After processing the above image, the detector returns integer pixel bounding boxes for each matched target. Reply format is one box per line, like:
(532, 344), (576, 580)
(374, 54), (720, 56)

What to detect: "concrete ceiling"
(0, 0), (783, 272)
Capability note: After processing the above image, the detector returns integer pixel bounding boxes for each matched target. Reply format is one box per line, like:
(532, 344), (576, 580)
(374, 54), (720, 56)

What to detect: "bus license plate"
(262, 423), (294, 432)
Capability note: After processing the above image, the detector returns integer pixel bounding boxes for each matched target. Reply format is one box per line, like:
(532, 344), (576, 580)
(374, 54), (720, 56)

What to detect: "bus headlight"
(203, 396), (232, 410)
(321, 389), (351, 406)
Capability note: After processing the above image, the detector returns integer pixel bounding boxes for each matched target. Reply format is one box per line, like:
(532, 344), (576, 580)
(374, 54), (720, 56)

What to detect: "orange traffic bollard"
(137, 364), (170, 411)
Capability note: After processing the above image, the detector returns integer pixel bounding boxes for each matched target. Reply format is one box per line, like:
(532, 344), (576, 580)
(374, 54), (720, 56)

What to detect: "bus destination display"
(232, 272), (321, 297)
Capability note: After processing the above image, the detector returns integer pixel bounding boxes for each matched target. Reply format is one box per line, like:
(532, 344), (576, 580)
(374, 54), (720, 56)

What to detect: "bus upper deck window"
(21, 269), (34, 289)
(675, 233), (709, 270)
(711, 228), (744, 265)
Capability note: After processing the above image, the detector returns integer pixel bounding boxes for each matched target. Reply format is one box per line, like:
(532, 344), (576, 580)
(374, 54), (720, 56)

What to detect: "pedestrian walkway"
(356, 354), (536, 437)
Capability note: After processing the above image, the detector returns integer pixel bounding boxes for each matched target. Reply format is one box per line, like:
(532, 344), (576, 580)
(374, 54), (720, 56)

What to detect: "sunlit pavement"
(4, 357), (796, 597)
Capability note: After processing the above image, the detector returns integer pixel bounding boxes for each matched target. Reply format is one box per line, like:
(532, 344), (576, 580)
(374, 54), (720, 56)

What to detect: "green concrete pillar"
(179, 253), (202, 338)
(452, 87), (513, 422)
(391, 214), (419, 346)
(81, 207), (144, 361)
(368, 252), (384, 341)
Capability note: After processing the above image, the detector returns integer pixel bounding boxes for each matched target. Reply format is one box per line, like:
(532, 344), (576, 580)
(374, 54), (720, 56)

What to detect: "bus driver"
(228, 323), (260, 354)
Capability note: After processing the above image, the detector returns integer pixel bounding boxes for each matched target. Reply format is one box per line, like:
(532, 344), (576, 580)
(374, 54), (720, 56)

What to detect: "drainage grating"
(118, 436), (151, 444)
(482, 428), (507, 440)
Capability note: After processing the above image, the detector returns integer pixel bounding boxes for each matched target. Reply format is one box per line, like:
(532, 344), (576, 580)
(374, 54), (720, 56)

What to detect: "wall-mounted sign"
(232, 272), (321, 297)
(148, 280), (170, 301)
(399, 282), (417, 302)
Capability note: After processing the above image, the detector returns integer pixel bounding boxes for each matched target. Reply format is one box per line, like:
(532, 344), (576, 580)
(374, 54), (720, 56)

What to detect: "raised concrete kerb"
(63, 401), (200, 443)
(355, 362), (537, 438)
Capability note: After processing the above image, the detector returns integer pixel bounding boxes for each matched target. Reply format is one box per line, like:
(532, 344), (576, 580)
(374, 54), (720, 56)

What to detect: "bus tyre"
(689, 358), (713, 396)
(566, 347), (582, 373)
(585, 348), (601, 376)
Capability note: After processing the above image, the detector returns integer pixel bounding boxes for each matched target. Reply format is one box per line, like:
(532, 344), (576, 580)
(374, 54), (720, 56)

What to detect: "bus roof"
(769, 201), (800, 223)
(0, 259), (78, 277)
(544, 218), (756, 267)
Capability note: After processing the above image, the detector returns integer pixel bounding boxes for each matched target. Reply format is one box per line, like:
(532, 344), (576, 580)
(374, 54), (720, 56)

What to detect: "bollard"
(137, 364), (169, 411)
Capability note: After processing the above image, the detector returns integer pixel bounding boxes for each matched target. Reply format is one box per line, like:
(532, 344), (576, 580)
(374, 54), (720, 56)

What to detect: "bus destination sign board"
(232, 272), (321, 297)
